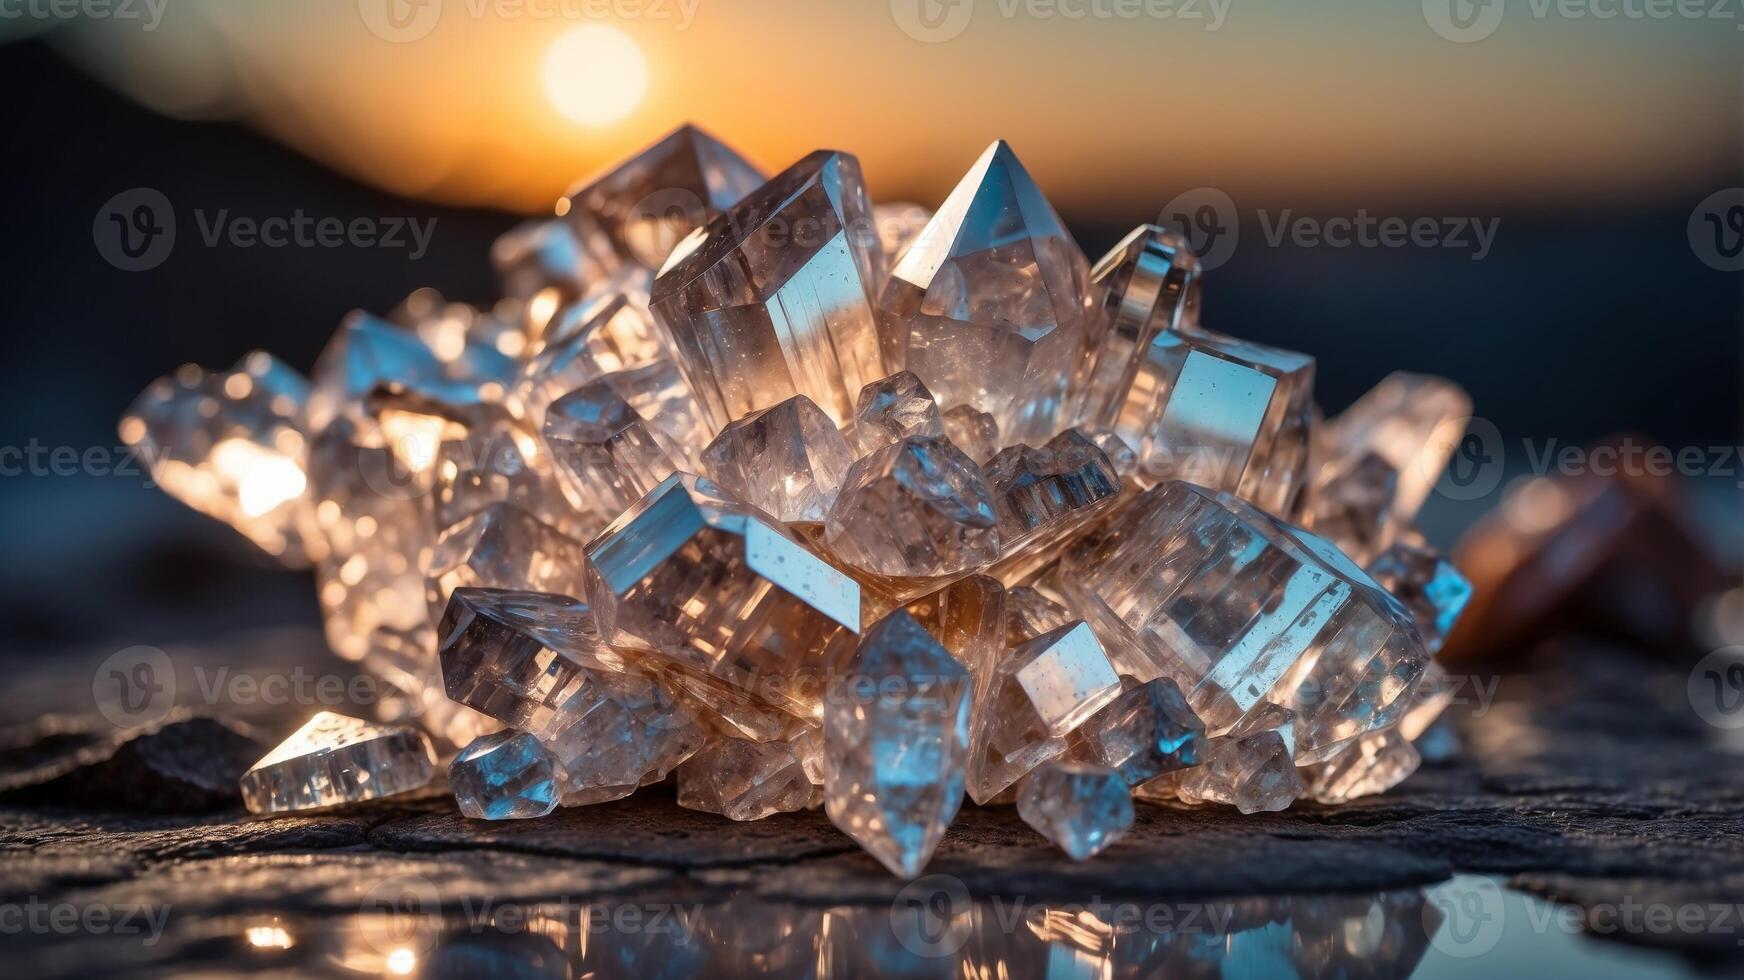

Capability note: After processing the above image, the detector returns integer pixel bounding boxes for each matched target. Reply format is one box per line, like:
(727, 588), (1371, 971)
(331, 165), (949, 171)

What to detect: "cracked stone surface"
(2, 637), (1742, 972)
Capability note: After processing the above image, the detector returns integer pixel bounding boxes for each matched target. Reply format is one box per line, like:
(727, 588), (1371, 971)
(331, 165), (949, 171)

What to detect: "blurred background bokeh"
(0, 0), (1737, 684)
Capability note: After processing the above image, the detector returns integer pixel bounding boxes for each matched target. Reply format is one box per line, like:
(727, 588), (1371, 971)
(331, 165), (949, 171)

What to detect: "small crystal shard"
(969, 621), (1122, 804)
(306, 309), (516, 435)
(120, 352), (315, 565)
(451, 730), (562, 820)
(543, 377), (683, 517)
(1017, 761), (1133, 860)
(1061, 481), (1428, 763)
(1069, 677), (1206, 785)
(700, 395), (856, 524)
(651, 150), (887, 432)
(1305, 728), (1419, 805)
(1078, 224), (1203, 428)
(425, 504), (589, 625)
(881, 141), (1093, 444)
(1154, 727), (1302, 814)
(559, 123), (766, 272)
(678, 738), (814, 821)
(1314, 372), (1471, 546)
(940, 404), (1000, 464)
(1111, 326), (1314, 515)
(1367, 533), (1472, 655)
(824, 435), (1001, 586)
(585, 474), (862, 723)
(239, 712), (436, 813)
(432, 421), (585, 538)
(1300, 452), (1399, 564)
(853, 371), (944, 455)
(984, 430), (1122, 584)
(824, 611), (971, 878)
(514, 291), (664, 423)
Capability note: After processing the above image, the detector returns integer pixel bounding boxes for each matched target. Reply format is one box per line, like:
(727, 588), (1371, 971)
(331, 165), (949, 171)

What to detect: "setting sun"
(542, 25), (648, 127)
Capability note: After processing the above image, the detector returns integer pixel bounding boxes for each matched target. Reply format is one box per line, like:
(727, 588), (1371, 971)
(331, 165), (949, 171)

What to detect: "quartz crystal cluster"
(124, 126), (1474, 876)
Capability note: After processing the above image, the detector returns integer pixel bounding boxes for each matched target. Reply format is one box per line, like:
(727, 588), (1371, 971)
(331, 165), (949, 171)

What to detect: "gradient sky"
(38, 0), (1744, 219)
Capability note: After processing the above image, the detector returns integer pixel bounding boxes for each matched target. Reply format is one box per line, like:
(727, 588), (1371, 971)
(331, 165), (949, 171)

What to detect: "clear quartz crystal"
(239, 712), (436, 814)
(853, 371), (944, 455)
(1313, 373), (1471, 548)
(940, 404), (1000, 464)
(559, 123), (766, 272)
(700, 395), (856, 524)
(1305, 728), (1420, 804)
(1300, 452), (1399, 564)
(1069, 676), (1206, 786)
(514, 291), (664, 424)
(584, 474), (862, 723)
(305, 309), (516, 435)
(651, 150), (886, 432)
(824, 611), (971, 878)
(432, 421), (587, 539)
(1078, 224), (1203, 429)
(824, 435), (1002, 588)
(1060, 481), (1428, 764)
(542, 377), (683, 517)
(1017, 761), (1134, 860)
(1163, 727), (1302, 813)
(437, 587), (618, 737)
(984, 430), (1121, 584)
(881, 141), (1093, 444)
(1366, 533), (1473, 655)
(1112, 326), (1315, 515)
(678, 738), (814, 820)
(968, 621), (1122, 804)
(424, 503), (589, 626)
(451, 730), (562, 820)
(599, 359), (710, 464)
(120, 352), (316, 566)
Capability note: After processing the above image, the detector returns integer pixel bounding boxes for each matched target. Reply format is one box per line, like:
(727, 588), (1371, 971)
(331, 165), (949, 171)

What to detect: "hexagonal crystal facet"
(651, 150), (886, 432)
(1061, 481), (1427, 764)
(1112, 326), (1314, 515)
(584, 474), (862, 723)
(701, 395), (856, 524)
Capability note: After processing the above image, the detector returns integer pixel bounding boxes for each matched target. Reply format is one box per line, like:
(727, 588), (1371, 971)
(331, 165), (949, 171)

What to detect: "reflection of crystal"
(853, 371), (944, 455)
(585, 474), (862, 723)
(1017, 761), (1133, 860)
(1112, 326), (1314, 515)
(678, 737), (814, 820)
(882, 141), (1092, 444)
(1368, 533), (1472, 655)
(559, 123), (765, 272)
(1062, 481), (1427, 763)
(824, 611), (971, 877)
(824, 436), (1001, 586)
(121, 352), (315, 565)
(240, 712), (436, 813)
(701, 395), (856, 524)
(451, 730), (562, 820)
(652, 150), (886, 432)
(1079, 224), (1202, 428)
(1069, 677), (1205, 785)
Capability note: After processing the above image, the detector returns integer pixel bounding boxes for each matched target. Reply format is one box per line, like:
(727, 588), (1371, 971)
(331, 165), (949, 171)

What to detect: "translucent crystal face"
(853, 371), (944, 455)
(450, 730), (562, 820)
(881, 141), (1092, 445)
(1305, 728), (1419, 805)
(584, 474), (862, 722)
(1062, 481), (1427, 763)
(437, 588), (617, 738)
(1114, 327), (1314, 515)
(543, 378), (683, 517)
(1317, 372), (1471, 540)
(1078, 224), (1202, 429)
(824, 435), (1002, 585)
(120, 352), (314, 565)
(1367, 535), (1472, 655)
(824, 611), (971, 878)
(678, 737), (814, 821)
(559, 123), (766, 272)
(700, 395), (856, 524)
(514, 291), (664, 425)
(651, 150), (887, 432)
(239, 712), (436, 814)
(1070, 676), (1206, 786)
(425, 504), (589, 626)
(1017, 761), (1134, 860)
(306, 311), (517, 435)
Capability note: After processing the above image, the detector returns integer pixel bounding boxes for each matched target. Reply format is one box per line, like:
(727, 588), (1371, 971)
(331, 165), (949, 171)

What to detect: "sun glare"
(542, 25), (648, 126)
